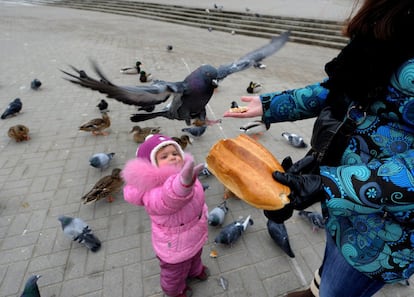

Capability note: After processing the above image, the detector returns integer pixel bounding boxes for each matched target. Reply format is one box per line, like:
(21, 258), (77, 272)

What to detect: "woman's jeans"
(319, 230), (385, 297)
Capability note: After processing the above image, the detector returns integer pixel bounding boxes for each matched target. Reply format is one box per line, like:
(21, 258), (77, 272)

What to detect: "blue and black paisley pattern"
(320, 59), (414, 282)
(261, 58), (414, 283)
(261, 82), (328, 122)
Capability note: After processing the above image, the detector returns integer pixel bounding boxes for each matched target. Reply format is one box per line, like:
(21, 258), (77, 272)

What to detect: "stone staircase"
(23, 0), (348, 49)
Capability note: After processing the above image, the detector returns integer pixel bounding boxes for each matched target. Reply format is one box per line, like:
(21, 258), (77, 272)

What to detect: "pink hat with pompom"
(136, 134), (184, 166)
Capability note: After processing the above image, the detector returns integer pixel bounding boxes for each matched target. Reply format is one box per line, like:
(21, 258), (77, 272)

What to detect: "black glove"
(282, 155), (319, 175)
(273, 171), (324, 210)
(263, 155), (319, 223)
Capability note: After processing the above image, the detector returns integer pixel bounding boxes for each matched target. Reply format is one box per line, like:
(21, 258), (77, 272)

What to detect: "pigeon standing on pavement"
(30, 79), (42, 90)
(58, 215), (102, 252)
(198, 163), (212, 178)
(1, 98), (22, 119)
(182, 125), (207, 137)
(281, 132), (308, 148)
(208, 201), (229, 226)
(266, 219), (295, 258)
(298, 210), (326, 231)
(214, 215), (253, 245)
(89, 152), (115, 170)
(20, 275), (41, 297)
(61, 32), (290, 125)
(97, 99), (109, 112)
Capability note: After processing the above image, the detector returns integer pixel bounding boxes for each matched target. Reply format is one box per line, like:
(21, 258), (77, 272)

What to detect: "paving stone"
(0, 1), (413, 296)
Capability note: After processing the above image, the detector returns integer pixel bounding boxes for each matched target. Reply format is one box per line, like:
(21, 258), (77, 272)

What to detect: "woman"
(224, 1), (414, 296)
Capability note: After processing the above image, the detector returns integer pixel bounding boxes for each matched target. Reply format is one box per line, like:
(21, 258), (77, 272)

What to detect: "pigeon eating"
(58, 215), (102, 252)
(1, 98), (22, 119)
(266, 219), (295, 258)
(20, 274), (41, 297)
(61, 32), (290, 125)
(298, 210), (326, 231)
(89, 152), (115, 170)
(214, 215), (253, 245)
(30, 79), (42, 90)
(182, 125), (207, 137)
(208, 201), (229, 226)
(97, 99), (109, 112)
(281, 132), (308, 148)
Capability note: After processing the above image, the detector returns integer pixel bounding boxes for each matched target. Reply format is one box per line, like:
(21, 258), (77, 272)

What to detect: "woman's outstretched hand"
(223, 96), (263, 118)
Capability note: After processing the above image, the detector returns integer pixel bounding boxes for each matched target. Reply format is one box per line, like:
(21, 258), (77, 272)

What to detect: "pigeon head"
(186, 64), (218, 88)
(21, 275), (41, 296)
(136, 134), (184, 166)
(58, 215), (73, 229)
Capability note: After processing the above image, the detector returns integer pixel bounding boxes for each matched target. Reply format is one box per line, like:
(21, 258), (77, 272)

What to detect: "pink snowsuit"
(122, 154), (208, 296)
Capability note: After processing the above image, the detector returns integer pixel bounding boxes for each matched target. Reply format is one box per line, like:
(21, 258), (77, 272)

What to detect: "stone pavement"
(0, 2), (413, 297)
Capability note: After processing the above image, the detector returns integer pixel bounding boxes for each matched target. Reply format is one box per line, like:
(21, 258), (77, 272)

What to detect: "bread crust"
(206, 134), (290, 210)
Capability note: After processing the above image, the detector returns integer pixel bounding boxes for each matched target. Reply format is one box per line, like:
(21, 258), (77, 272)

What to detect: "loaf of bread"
(206, 134), (290, 210)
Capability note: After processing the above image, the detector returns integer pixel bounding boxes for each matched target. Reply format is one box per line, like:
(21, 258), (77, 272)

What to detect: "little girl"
(122, 134), (209, 297)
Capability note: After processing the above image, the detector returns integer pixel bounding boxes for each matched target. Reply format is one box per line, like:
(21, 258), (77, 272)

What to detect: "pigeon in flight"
(61, 32), (290, 125)
(20, 275), (41, 297)
(214, 215), (253, 245)
(58, 215), (102, 252)
(266, 219), (295, 258)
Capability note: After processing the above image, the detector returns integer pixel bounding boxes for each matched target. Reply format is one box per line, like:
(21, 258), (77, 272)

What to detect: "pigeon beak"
(212, 79), (219, 88)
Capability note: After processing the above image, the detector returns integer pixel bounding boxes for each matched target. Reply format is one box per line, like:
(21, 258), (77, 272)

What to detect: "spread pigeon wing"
(61, 61), (184, 108)
(216, 31), (290, 79)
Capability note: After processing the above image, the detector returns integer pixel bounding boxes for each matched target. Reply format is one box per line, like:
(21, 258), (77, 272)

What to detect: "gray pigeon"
(214, 215), (253, 245)
(198, 163), (212, 178)
(182, 125), (207, 137)
(61, 32), (290, 125)
(89, 152), (115, 170)
(281, 132), (308, 148)
(20, 275), (41, 297)
(208, 201), (229, 226)
(202, 183), (210, 191)
(1, 98), (22, 119)
(30, 79), (42, 90)
(298, 210), (325, 231)
(58, 215), (102, 252)
(266, 219), (295, 258)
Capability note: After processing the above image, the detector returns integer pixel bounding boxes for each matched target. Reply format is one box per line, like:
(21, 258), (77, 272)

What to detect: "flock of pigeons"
(11, 26), (319, 296)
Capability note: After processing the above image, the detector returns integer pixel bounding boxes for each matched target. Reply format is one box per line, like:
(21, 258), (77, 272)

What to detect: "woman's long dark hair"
(344, 0), (413, 40)
(323, 0), (414, 118)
